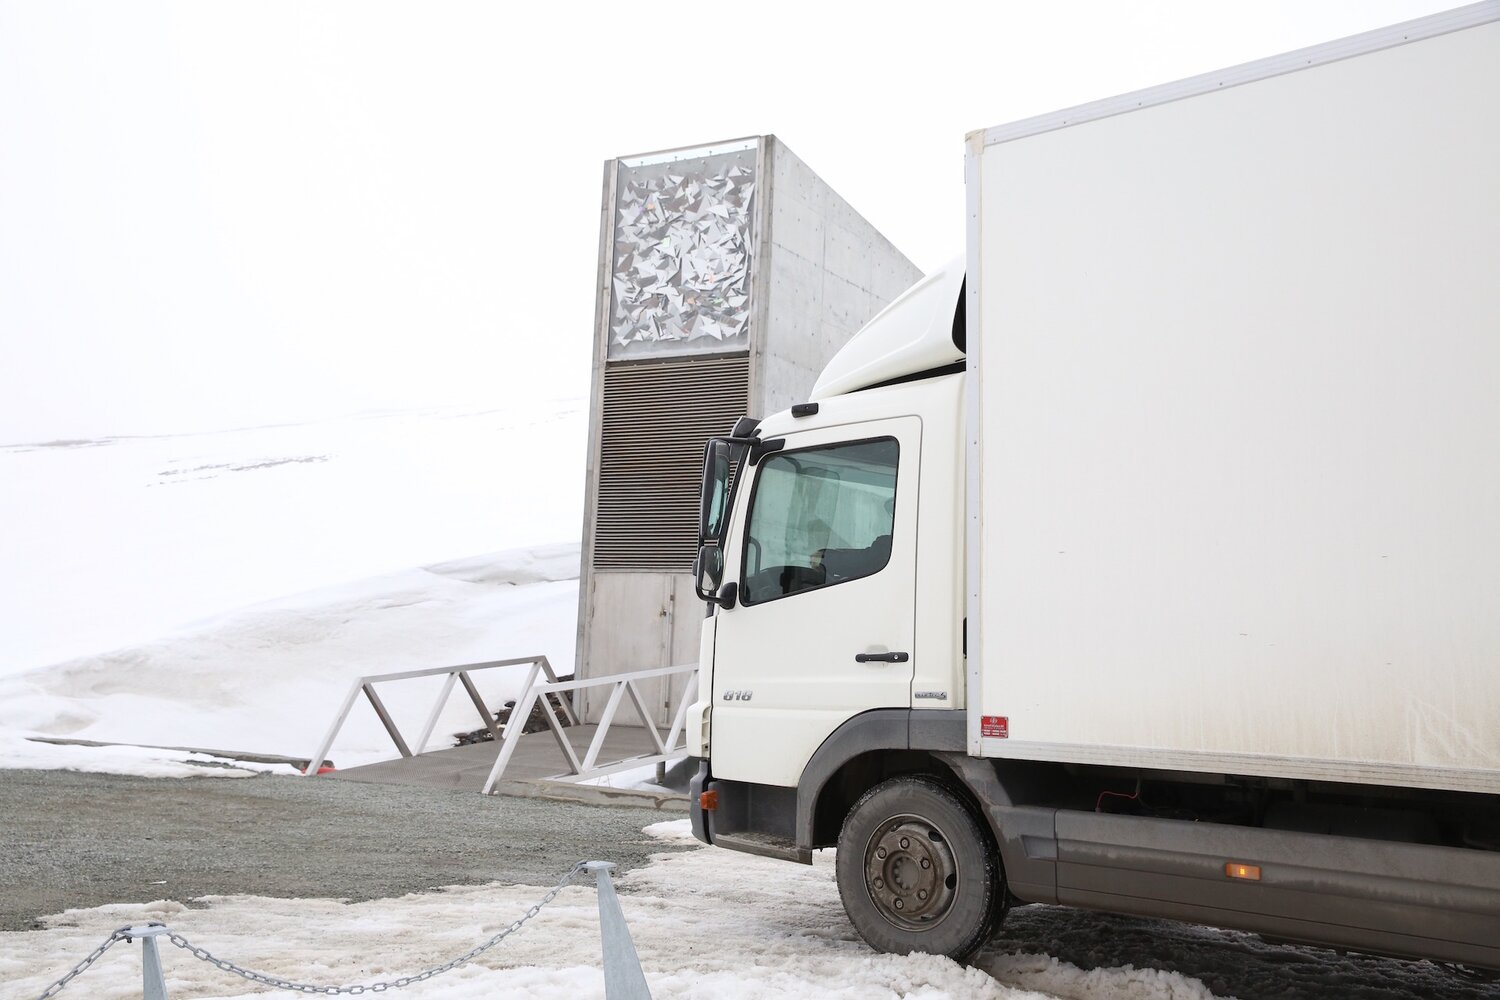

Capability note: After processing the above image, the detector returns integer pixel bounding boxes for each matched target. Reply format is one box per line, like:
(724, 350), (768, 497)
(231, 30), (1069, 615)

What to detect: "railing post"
(623, 681), (667, 755)
(123, 923), (170, 1000)
(362, 683), (412, 758)
(413, 671), (460, 755)
(537, 684), (582, 776)
(664, 671), (698, 751)
(304, 679), (362, 776)
(538, 656), (580, 726)
(481, 688), (539, 795)
(459, 670), (505, 742)
(499, 661), (543, 739)
(581, 682), (629, 773)
(582, 862), (652, 1000)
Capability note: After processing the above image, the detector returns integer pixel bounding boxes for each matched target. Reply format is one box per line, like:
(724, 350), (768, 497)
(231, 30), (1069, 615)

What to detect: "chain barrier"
(31, 930), (123, 1000)
(31, 860), (589, 1000)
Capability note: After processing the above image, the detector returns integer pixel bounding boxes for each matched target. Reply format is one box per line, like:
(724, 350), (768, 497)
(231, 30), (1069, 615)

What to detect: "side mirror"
(700, 440), (733, 544)
(694, 543), (736, 609)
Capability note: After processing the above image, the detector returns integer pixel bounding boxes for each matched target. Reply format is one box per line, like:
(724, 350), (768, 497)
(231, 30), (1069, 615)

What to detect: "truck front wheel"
(835, 776), (1001, 961)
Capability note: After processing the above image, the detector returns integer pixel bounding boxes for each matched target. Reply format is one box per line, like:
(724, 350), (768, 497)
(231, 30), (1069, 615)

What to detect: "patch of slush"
(980, 902), (1500, 1000)
(575, 761), (679, 794)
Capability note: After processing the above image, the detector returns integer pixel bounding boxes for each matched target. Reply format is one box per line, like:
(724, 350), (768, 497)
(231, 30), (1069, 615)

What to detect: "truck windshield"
(740, 437), (898, 605)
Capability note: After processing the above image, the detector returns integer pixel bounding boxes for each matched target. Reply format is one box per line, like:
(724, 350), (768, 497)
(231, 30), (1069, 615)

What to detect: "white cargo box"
(965, 5), (1500, 793)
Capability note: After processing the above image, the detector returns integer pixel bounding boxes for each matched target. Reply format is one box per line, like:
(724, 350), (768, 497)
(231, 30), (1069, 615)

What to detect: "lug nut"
(900, 837), (910, 849)
(876, 847), (887, 859)
(894, 898), (904, 910)
(873, 877), (884, 889)
(918, 889), (928, 900)
(920, 858), (931, 869)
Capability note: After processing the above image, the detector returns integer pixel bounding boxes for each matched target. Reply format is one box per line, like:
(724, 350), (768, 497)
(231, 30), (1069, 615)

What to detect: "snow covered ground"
(0, 401), (587, 772)
(9, 818), (1490, 1000)
(2, 820), (1199, 1000)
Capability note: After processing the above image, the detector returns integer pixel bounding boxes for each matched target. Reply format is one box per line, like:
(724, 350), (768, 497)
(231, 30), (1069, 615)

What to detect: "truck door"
(710, 417), (919, 788)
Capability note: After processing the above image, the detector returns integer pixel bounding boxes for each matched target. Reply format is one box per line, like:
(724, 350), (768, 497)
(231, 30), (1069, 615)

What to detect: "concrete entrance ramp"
(327, 724), (688, 811)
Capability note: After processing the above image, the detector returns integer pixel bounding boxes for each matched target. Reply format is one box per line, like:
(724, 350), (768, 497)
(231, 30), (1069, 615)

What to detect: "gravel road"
(0, 769), (688, 932)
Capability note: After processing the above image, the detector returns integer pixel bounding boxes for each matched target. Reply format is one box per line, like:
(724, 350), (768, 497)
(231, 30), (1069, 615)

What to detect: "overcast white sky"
(0, 0), (1457, 440)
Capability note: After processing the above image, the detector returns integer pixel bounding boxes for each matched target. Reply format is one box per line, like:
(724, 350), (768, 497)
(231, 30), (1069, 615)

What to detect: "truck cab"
(691, 261), (967, 793)
(684, 261), (1012, 957)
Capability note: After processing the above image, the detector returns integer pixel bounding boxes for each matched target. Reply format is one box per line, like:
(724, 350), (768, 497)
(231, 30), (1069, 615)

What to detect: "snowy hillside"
(0, 544), (581, 771)
(0, 400), (586, 676)
(0, 401), (587, 770)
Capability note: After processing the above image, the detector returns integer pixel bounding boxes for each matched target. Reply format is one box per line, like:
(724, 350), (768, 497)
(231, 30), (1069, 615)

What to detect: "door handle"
(855, 651), (909, 663)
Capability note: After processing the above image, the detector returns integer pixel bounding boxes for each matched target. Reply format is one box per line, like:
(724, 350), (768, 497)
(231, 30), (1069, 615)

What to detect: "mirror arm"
(710, 433), (782, 463)
(747, 437), (784, 465)
(694, 579), (737, 610)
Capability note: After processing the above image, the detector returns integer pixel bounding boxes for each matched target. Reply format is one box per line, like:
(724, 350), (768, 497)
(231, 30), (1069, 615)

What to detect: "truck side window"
(740, 437), (899, 605)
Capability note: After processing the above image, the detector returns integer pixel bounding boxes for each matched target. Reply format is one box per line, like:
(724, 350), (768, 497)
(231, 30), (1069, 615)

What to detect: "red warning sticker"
(981, 715), (1009, 739)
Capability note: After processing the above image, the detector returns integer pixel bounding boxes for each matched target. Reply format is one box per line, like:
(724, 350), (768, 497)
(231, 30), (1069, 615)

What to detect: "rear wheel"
(836, 776), (1002, 961)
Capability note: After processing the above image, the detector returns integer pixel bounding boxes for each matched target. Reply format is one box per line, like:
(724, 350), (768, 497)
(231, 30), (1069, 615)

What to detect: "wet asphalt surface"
(986, 903), (1500, 1000)
(0, 769), (687, 932)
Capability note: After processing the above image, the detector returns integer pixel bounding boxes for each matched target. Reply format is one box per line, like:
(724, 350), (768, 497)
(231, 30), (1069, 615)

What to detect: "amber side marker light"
(700, 790), (720, 811)
(1225, 862), (1262, 881)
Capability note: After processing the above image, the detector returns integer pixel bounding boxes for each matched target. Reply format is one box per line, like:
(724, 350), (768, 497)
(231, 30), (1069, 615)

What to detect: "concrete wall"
(580, 572), (701, 727)
(756, 137), (923, 417)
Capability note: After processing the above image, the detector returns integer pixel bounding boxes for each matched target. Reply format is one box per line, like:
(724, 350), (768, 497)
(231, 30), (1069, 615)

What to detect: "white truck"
(684, 3), (1500, 969)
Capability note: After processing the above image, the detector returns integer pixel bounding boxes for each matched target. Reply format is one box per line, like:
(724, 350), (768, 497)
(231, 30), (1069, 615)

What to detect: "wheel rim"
(862, 813), (959, 932)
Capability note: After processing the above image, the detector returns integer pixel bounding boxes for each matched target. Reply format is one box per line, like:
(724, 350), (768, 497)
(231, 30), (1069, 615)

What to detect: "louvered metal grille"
(592, 354), (751, 570)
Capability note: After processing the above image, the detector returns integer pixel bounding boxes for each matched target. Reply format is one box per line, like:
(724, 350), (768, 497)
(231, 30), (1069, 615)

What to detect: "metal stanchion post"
(121, 924), (171, 1000)
(582, 862), (652, 1000)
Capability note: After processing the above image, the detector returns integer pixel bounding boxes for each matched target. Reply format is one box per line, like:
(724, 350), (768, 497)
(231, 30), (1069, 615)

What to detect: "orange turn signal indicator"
(1225, 862), (1262, 881)
(699, 789), (720, 811)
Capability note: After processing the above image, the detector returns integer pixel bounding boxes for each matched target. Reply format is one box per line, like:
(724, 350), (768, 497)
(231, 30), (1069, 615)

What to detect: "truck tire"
(836, 776), (1001, 961)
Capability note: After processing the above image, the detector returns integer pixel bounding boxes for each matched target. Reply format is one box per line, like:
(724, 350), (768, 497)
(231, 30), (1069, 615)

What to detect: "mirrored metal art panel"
(608, 143), (757, 359)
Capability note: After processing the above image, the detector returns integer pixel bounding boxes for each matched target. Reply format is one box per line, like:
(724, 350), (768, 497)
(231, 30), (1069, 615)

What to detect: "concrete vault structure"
(575, 134), (921, 724)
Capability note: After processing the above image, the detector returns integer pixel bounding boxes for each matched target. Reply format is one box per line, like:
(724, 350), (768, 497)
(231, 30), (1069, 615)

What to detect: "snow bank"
(0, 732), (296, 779)
(0, 543), (581, 771)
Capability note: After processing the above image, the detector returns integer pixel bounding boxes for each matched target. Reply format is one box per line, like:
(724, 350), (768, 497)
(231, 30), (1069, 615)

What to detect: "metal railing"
(481, 664), (698, 795)
(306, 655), (577, 775)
